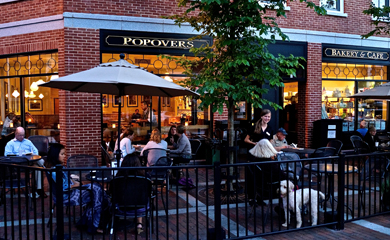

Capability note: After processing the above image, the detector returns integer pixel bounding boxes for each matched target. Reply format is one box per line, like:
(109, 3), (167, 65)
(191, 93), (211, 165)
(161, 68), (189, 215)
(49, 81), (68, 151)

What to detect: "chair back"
(351, 139), (371, 154)
(350, 135), (363, 146)
(28, 135), (49, 156)
(67, 154), (98, 168)
(150, 156), (172, 179)
(189, 139), (202, 159)
(143, 148), (167, 166)
(277, 152), (302, 183)
(361, 156), (390, 183)
(110, 176), (152, 208)
(326, 140), (343, 155)
(311, 147), (337, 158)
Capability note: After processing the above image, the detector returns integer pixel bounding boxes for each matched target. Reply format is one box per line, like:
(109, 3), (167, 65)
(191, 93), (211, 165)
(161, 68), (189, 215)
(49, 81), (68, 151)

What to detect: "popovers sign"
(324, 48), (389, 61)
(105, 35), (209, 49)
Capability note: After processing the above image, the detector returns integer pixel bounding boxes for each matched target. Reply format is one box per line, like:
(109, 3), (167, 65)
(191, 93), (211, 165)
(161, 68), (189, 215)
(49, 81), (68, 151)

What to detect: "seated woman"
(246, 139), (283, 206)
(116, 154), (148, 235)
(141, 128), (168, 166)
(114, 128), (140, 162)
(165, 125), (179, 150)
(45, 143), (110, 234)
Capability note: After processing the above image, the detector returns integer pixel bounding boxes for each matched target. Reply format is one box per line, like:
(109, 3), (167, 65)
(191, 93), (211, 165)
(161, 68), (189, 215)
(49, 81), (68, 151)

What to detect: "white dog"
(277, 180), (325, 228)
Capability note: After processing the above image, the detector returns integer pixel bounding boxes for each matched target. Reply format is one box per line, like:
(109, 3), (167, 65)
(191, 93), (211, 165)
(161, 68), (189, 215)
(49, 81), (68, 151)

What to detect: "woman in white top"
(141, 128), (168, 166)
(114, 128), (139, 160)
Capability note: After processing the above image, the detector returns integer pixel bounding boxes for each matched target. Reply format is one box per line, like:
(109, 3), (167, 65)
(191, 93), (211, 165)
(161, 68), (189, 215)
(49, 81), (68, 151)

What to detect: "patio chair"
(351, 139), (371, 154)
(109, 176), (153, 239)
(150, 156), (173, 215)
(277, 152), (304, 187)
(142, 148), (167, 167)
(28, 135), (49, 157)
(189, 139), (202, 165)
(310, 147), (337, 158)
(326, 140), (343, 155)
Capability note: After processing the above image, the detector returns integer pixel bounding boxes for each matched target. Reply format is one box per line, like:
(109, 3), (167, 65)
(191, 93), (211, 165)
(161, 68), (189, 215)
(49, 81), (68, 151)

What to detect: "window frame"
(320, 0), (348, 17)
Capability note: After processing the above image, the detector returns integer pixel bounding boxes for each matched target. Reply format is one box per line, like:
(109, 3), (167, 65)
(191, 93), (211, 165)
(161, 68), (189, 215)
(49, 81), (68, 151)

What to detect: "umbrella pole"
(115, 89), (123, 167)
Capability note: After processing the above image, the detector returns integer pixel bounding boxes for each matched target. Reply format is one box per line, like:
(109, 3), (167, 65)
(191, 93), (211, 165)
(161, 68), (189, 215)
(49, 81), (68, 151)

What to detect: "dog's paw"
(282, 223), (288, 227)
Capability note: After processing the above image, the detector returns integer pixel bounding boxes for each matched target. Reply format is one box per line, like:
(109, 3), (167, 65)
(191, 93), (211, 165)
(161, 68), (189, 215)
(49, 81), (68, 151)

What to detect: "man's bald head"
(15, 127), (25, 141)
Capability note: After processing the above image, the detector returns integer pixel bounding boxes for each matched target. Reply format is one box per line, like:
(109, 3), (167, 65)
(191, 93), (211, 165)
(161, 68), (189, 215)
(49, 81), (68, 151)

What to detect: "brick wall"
(297, 43), (322, 148)
(59, 27), (101, 161)
(0, 0), (62, 24)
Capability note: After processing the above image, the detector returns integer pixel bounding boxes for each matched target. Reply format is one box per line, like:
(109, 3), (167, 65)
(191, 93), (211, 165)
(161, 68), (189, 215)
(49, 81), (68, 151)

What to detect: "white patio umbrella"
(350, 82), (390, 100)
(39, 53), (198, 163)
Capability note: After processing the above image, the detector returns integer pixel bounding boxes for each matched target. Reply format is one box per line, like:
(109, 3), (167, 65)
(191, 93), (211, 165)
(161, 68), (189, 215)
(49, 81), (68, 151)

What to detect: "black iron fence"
(0, 152), (389, 239)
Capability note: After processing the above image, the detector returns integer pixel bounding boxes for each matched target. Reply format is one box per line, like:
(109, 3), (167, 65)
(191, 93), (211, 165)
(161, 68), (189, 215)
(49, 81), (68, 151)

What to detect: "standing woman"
(245, 109), (274, 146)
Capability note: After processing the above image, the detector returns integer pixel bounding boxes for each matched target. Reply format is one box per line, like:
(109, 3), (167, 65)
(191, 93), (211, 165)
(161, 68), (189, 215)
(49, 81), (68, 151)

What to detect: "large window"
(0, 52), (59, 142)
(101, 53), (209, 143)
(322, 62), (388, 132)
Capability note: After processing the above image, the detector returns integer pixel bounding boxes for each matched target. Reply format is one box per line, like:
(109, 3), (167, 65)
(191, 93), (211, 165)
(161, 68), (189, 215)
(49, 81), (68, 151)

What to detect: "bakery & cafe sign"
(105, 35), (209, 49)
(325, 48), (389, 61)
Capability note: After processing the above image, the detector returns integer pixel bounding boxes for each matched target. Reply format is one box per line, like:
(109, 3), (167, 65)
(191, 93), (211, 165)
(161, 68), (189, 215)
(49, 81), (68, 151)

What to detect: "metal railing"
(0, 152), (389, 239)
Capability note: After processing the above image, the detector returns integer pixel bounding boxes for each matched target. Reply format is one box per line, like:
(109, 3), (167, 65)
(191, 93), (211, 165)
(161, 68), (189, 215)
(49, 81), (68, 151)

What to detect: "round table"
(282, 148), (316, 158)
(0, 155), (42, 164)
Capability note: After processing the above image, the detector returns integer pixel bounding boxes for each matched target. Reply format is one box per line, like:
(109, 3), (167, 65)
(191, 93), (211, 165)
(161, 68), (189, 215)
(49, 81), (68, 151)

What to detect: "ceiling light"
(12, 90), (20, 98)
(30, 82), (38, 91)
(39, 93), (44, 99)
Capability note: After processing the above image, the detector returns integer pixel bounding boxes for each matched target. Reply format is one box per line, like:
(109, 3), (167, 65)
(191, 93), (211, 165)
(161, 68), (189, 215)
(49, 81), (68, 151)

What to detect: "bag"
(178, 177), (196, 189)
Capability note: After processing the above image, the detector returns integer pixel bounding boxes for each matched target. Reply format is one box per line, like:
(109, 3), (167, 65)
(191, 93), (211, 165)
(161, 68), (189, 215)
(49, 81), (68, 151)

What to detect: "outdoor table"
(0, 155), (42, 165)
(377, 145), (390, 152)
(304, 163), (357, 208)
(282, 148), (316, 158)
(85, 170), (113, 183)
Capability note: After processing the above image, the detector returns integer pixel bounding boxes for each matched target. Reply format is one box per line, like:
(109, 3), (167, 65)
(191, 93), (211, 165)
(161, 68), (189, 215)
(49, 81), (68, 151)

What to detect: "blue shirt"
(4, 138), (39, 156)
(356, 128), (368, 137)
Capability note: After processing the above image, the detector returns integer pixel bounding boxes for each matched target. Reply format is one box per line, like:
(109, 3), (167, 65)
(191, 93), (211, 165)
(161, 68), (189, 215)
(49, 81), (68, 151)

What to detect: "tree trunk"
(227, 98), (235, 191)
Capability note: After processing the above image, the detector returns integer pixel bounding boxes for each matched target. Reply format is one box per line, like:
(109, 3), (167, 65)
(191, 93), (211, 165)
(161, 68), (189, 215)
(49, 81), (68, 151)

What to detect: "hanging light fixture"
(30, 82), (38, 91)
(28, 91), (36, 98)
(12, 90), (20, 98)
(6, 94), (8, 98)
(39, 93), (44, 99)
(25, 90), (29, 98)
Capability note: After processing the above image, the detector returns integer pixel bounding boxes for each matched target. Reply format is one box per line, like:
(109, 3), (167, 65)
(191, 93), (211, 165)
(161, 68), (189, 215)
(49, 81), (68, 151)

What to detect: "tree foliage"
(362, 2), (390, 39)
(165, 0), (325, 115)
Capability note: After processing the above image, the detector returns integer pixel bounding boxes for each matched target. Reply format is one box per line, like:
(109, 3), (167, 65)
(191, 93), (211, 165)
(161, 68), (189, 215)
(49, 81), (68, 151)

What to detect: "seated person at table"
(363, 126), (380, 152)
(4, 127), (46, 198)
(114, 129), (141, 161)
(356, 120), (368, 137)
(1, 112), (15, 136)
(141, 128), (168, 166)
(115, 154), (147, 234)
(246, 139), (285, 206)
(131, 109), (141, 120)
(170, 125), (192, 162)
(270, 128), (290, 151)
(45, 143), (109, 234)
(165, 125), (179, 150)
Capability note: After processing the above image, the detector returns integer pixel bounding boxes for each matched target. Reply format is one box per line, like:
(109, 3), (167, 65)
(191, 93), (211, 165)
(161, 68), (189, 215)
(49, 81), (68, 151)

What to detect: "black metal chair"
(28, 135), (49, 157)
(189, 139), (202, 165)
(351, 139), (371, 154)
(277, 152), (303, 187)
(310, 147), (337, 158)
(326, 140), (343, 155)
(142, 148), (168, 167)
(109, 176), (153, 239)
(150, 156), (172, 215)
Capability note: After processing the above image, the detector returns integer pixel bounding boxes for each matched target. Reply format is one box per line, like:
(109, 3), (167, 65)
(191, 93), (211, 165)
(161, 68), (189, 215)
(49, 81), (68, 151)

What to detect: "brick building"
(0, 0), (389, 160)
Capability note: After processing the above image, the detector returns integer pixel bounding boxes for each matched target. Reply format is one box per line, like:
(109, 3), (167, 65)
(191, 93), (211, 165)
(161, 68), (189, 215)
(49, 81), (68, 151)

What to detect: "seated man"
(270, 128), (290, 151)
(170, 125), (192, 163)
(356, 120), (368, 137)
(131, 109), (141, 120)
(4, 127), (46, 198)
(363, 126), (380, 152)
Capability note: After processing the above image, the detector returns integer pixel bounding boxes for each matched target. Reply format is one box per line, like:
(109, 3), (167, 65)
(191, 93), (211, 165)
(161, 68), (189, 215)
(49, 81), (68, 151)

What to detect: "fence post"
(337, 154), (345, 230)
(213, 161), (223, 239)
(55, 164), (64, 239)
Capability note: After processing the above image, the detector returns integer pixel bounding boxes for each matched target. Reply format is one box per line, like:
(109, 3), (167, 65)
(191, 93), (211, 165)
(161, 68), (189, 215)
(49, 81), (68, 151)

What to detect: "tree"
(165, 0), (326, 167)
(362, 2), (390, 38)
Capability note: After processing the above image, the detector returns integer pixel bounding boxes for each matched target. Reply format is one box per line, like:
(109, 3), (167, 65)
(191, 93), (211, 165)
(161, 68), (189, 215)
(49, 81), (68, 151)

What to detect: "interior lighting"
(28, 91), (36, 98)
(36, 79), (45, 86)
(50, 75), (59, 80)
(12, 90), (20, 98)
(25, 90), (29, 97)
(39, 94), (44, 99)
(30, 82), (38, 91)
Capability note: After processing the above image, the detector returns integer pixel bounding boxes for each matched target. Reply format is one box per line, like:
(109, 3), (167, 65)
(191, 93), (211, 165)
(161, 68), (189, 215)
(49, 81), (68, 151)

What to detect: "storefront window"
(322, 62), (388, 132)
(101, 53), (209, 143)
(282, 82), (298, 132)
(0, 52), (59, 140)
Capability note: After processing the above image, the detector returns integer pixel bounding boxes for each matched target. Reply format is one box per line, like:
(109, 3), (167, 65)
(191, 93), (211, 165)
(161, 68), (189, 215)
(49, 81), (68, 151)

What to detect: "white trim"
(0, 0), (19, 4)
(0, 14), (63, 38)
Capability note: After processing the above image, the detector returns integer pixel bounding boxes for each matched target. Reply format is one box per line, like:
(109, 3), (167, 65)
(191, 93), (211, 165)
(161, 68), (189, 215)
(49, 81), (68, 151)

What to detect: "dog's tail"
(318, 191), (325, 200)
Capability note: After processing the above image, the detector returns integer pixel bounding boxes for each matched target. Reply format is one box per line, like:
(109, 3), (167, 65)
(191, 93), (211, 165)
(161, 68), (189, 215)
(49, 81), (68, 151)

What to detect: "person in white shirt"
(141, 128), (168, 166)
(4, 127), (46, 198)
(114, 128), (140, 161)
